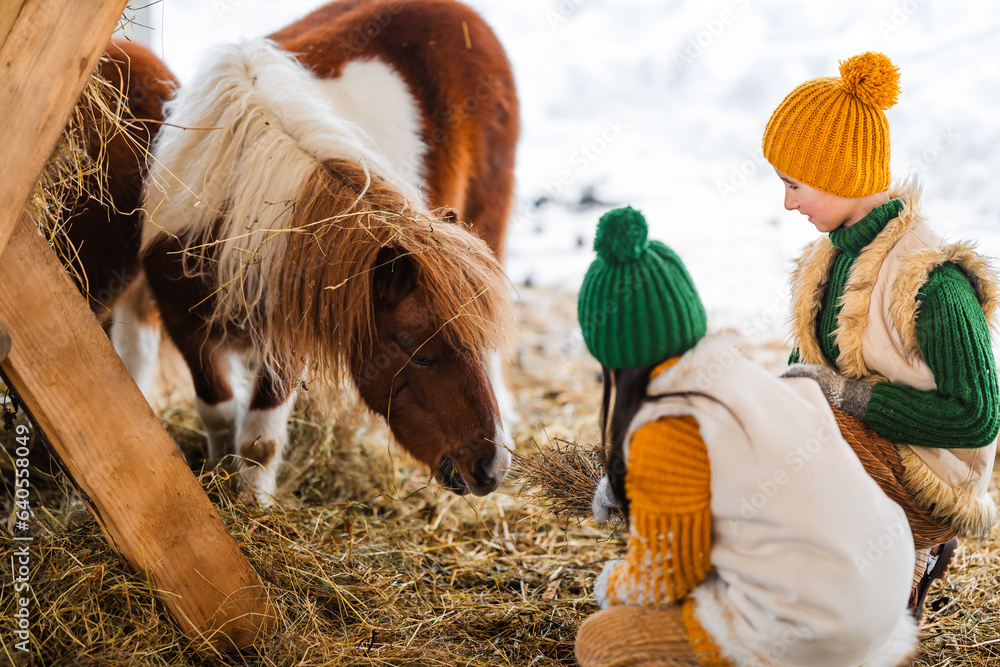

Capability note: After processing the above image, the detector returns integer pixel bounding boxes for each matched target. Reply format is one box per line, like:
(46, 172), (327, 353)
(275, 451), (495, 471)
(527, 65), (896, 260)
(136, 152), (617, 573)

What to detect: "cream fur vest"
(624, 335), (916, 667)
(789, 182), (999, 538)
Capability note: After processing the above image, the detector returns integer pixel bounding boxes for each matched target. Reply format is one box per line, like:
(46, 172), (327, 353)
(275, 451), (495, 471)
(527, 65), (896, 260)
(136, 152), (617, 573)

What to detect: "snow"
(124, 0), (1000, 342)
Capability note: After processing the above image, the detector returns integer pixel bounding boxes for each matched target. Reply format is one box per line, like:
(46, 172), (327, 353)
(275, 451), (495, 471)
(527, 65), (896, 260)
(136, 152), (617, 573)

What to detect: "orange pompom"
(838, 52), (900, 110)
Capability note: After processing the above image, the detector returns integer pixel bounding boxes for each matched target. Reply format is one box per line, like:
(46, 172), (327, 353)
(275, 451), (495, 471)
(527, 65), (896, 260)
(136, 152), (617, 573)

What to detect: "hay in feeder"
(24, 54), (132, 294)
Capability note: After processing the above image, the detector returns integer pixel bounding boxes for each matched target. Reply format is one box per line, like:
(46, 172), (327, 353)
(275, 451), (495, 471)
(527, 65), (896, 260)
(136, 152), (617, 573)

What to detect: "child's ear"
(372, 246), (418, 307)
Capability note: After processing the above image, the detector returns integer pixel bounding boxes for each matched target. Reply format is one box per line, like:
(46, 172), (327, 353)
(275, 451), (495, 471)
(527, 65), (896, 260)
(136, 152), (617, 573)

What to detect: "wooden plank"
(0, 213), (275, 649)
(0, 0), (130, 258)
(0, 321), (10, 362)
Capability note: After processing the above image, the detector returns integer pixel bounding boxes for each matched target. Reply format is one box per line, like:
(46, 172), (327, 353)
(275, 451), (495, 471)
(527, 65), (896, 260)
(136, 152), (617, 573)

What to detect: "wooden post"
(0, 214), (275, 649)
(0, 0), (274, 651)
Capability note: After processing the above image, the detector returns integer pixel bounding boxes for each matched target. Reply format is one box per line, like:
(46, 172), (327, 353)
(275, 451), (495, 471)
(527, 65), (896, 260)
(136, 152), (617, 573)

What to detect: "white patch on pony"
(313, 59), (427, 195)
(195, 348), (252, 466)
(235, 391), (297, 506)
(487, 416), (512, 486)
(142, 39), (426, 330)
(196, 396), (243, 467)
(488, 351), (519, 441)
(110, 309), (161, 401)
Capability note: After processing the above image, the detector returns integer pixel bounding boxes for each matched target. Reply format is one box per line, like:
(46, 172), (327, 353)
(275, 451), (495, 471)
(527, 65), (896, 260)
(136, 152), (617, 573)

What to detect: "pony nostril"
(471, 454), (496, 487)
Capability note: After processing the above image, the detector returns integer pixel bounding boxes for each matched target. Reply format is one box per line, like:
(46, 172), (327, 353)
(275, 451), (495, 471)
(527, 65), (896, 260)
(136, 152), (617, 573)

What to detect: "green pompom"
(579, 207), (707, 368)
(594, 206), (648, 264)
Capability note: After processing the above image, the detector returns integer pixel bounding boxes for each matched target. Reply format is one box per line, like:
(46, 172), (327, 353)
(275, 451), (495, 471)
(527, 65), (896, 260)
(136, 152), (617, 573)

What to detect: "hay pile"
(1, 376), (615, 666)
(5, 284), (999, 665)
(24, 54), (129, 292)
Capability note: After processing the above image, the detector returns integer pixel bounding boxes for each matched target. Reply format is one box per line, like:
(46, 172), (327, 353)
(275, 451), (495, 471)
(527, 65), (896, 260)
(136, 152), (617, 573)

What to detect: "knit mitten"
(595, 559), (623, 610)
(592, 475), (621, 523)
(781, 363), (873, 419)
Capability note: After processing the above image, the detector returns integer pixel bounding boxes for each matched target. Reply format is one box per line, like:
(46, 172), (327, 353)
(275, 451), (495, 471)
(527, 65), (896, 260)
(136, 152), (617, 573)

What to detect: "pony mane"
(141, 39), (510, 378)
(141, 38), (423, 322)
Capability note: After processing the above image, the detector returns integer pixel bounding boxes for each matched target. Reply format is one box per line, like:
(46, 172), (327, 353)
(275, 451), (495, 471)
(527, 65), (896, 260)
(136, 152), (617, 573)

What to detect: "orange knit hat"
(763, 52), (901, 198)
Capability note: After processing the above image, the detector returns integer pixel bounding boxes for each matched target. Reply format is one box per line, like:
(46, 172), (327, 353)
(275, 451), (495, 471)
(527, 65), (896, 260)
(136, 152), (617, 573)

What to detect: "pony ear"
(439, 207), (461, 223)
(372, 246), (419, 307)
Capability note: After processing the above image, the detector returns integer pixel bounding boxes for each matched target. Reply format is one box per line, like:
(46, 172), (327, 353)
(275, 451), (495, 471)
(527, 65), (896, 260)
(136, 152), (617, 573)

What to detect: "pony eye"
(411, 356), (434, 368)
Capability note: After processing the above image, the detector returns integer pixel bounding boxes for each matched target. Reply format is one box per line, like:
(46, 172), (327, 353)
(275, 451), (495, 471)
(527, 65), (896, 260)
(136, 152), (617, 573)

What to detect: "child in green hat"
(575, 207), (917, 667)
(763, 51), (999, 618)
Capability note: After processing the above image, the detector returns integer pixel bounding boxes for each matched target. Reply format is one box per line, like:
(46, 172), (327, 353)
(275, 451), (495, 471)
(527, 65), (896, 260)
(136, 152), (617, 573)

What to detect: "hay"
(24, 56), (131, 293)
(511, 438), (623, 531)
(6, 284), (1000, 665)
(4, 263), (1000, 665)
(0, 395), (611, 666)
(912, 502), (1000, 667)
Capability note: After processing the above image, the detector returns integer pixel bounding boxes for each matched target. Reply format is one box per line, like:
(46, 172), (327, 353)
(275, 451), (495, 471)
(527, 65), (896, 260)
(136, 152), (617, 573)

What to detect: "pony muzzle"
(437, 456), (469, 495)
(439, 446), (510, 497)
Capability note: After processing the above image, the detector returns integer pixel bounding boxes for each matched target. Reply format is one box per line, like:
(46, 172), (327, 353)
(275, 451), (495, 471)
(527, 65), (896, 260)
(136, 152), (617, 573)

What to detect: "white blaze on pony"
(141, 21), (517, 504)
(312, 59), (429, 188)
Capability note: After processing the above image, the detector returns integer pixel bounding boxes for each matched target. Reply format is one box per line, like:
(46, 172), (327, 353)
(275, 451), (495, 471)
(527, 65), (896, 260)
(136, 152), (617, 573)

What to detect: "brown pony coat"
(270, 0), (519, 258)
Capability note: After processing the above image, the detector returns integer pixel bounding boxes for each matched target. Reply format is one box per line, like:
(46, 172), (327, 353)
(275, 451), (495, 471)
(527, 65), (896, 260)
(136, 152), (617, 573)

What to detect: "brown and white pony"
(61, 39), (177, 393)
(138, 0), (519, 503)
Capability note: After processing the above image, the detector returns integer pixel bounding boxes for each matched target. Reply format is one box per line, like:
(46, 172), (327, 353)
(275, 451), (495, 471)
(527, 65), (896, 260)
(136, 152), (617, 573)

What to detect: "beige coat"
(625, 335), (916, 667)
(789, 181), (999, 537)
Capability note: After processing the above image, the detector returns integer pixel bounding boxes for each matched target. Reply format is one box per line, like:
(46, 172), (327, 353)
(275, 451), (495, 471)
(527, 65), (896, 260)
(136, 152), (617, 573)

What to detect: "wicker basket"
(832, 407), (957, 550)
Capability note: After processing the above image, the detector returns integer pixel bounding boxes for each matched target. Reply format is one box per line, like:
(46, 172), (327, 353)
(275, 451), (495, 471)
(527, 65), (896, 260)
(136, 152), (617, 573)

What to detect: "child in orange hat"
(763, 52), (1000, 618)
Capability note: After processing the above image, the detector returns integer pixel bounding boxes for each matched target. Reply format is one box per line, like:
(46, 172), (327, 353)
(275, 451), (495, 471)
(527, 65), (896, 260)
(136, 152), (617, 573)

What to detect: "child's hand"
(780, 363), (873, 419)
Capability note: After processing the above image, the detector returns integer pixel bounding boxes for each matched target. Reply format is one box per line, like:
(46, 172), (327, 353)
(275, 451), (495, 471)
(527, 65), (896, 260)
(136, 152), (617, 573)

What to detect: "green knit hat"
(578, 207), (707, 369)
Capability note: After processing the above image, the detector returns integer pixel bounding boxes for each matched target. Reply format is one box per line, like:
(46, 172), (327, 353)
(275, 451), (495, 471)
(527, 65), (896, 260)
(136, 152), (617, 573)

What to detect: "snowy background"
(124, 0), (1000, 344)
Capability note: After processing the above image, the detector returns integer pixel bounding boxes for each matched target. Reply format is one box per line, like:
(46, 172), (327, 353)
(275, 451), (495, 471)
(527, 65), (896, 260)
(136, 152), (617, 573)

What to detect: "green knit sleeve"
(866, 263), (1000, 448)
(788, 348), (800, 365)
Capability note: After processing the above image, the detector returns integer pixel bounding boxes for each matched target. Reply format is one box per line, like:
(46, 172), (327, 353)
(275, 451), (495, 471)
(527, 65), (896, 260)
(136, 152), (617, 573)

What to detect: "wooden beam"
(0, 0), (130, 258)
(0, 213), (275, 649)
(0, 0), (273, 649)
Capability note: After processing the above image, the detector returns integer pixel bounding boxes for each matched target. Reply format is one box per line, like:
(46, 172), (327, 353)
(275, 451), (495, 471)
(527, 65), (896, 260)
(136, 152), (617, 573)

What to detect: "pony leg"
(235, 364), (300, 505)
(183, 346), (250, 469)
(109, 273), (162, 401)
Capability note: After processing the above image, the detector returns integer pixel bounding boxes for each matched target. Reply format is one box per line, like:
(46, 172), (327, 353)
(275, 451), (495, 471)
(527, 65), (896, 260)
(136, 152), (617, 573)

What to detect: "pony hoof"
(235, 465), (278, 507)
(438, 457), (469, 495)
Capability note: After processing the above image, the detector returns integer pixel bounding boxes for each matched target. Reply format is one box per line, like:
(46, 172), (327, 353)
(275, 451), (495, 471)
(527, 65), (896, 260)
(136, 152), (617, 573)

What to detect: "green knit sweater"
(793, 198), (1000, 449)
